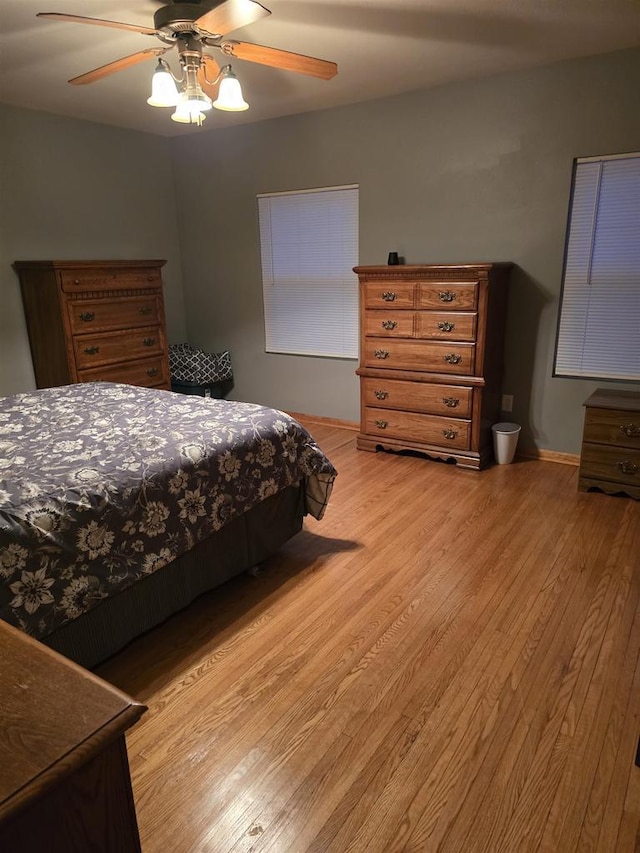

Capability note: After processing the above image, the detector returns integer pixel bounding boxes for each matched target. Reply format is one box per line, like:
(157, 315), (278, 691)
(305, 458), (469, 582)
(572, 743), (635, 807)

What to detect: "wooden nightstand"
(0, 620), (146, 852)
(578, 389), (640, 500)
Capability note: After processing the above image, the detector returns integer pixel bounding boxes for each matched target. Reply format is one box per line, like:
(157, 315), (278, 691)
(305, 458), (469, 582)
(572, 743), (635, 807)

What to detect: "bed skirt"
(43, 484), (305, 669)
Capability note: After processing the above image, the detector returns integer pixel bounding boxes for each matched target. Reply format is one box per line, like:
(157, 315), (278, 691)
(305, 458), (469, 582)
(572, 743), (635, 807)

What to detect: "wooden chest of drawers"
(578, 389), (640, 500)
(355, 263), (512, 469)
(14, 259), (171, 391)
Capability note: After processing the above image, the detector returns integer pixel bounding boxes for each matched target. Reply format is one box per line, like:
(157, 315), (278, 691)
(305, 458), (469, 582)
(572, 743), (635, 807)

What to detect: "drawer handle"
(382, 291), (397, 302)
(79, 312), (95, 322)
(438, 321), (455, 332)
(443, 428), (458, 440)
(83, 345), (100, 355)
(443, 353), (463, 365)
(147, 367), (158, 377)
(443, 397), (459, 408)
(439, 291), (457, 303)
(374, 390), (389, 400)
(375, 349), (390, 360)
(143, 337), (156, 347)
(375, 419), (388, 429)
(139, 306), (153, 315)
(382, 320), (397, 330)
(617, 460), (638, 475)
(620, 423), (640, 438)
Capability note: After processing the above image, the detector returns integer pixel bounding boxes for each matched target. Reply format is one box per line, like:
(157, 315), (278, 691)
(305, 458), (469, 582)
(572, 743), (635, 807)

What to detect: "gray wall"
(0, 105), (187, 395)
(171, 47), (640, 454)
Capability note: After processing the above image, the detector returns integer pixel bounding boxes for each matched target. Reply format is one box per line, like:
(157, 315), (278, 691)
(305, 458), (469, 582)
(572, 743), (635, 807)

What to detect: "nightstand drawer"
(583, 407), (640, 449)
(74, 326), (163, 369)
(362, 378), (472, 417)
(364, 407), (471, 449)
(364, 338), (475, 373)
(579, 443), (640, 487)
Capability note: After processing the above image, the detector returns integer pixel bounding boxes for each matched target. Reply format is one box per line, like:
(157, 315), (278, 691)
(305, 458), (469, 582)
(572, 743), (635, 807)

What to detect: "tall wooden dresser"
(355, 263), (512, 469)
(14, 259), (171, 391)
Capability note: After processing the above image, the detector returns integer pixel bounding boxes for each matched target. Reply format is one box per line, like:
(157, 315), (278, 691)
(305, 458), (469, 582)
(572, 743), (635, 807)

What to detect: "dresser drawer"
(416, 311), (477, 341)
(579, 442), (640, 488)
(362, 377), (472, 417)
(364, 338), (475, 373)
(583, 407), (640, 449)
(417, 282), (478, 311)
(364, 312), (414, 337)
(77, 356), (169, 388)
(60, 267), (161, 293)
(363, 283), (415, 309)
(74, 326), (163, 369)
(68, 296), (162, 334)
(365, 407), (471, 450)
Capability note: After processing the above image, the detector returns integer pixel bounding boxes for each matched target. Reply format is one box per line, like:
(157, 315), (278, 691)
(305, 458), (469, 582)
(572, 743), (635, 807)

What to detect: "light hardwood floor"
(99, 423), (640, 852)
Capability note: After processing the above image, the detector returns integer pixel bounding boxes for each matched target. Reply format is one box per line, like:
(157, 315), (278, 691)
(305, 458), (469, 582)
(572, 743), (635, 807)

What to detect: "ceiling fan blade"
(196, 0), (270, 37)
(37, 12), (158, 36)
(199, 55), (221, 100)
(69, 48), (167, 85)
(222, 41), (338, 80)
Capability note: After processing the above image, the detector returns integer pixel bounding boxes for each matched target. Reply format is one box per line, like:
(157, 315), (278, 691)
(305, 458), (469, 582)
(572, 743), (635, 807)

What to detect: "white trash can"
(492, 422), (521, 465)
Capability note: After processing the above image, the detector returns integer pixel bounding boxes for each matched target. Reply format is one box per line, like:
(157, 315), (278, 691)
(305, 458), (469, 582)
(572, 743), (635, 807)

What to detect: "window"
(258, 184), (359, 359)
(554, 152), (640, 381)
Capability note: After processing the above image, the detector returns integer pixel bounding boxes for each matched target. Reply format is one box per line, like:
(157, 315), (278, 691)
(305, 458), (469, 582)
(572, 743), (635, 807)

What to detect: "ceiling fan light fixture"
(213, 65), (249, 112)
(147, 59), (179, 107)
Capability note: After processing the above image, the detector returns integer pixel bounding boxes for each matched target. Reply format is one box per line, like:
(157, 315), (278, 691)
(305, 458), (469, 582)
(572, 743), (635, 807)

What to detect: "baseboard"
(287, 412), (360, 431)
(518, 446), (580, 467)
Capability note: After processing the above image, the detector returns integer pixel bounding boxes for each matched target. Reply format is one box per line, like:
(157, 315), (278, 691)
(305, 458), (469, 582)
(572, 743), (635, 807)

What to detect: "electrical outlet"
(501, 394), (513, 412)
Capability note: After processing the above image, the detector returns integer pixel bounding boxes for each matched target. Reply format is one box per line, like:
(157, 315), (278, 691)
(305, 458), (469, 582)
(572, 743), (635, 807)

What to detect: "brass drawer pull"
(443, 353), (463, 365)
(143, 337), (156, 347)
(620, 423), (640, 438)
(382, 320), (397, 330)
(147, 367), (158, 377)
(443, 397), (459, 408)
(617, 460), (638, 475)
(438, 321), (455, 332)
(443, 428), (458, 440)
(382, 291), (396, 302)
(375, 349), (390, 360)
(374, 390), (389, 400)
(83, 345), (100, 355)
(79, 312), (95, 322)
(375, 419), (388, 429)
(439, 291), (456, 303)
(139, 306), (153, 315)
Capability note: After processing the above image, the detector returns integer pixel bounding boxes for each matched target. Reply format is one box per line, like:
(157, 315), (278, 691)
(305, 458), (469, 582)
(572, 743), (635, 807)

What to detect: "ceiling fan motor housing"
(154, 3), (220, 38)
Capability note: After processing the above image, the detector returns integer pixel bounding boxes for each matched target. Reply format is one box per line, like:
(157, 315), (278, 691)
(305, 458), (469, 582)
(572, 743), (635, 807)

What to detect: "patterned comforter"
(0, 383), (336, 640)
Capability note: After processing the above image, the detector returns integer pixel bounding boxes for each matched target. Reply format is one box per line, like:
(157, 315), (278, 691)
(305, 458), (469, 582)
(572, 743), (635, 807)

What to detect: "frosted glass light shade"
(171, 97), (207, 125)
(213, 73), (249, 111)
(147, 63), (179, 107)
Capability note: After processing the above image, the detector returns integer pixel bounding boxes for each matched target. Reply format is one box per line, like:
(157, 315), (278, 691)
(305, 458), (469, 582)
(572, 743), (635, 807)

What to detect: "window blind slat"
(554, 154), (640, 380)
(259, 186), (359, 359)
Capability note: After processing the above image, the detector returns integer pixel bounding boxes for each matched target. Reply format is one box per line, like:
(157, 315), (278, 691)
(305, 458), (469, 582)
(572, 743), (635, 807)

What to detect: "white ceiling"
(1, 0), (640, 137)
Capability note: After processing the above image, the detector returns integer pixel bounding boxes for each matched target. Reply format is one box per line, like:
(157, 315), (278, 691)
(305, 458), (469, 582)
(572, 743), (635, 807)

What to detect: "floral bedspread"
(0, 383), (336, 640)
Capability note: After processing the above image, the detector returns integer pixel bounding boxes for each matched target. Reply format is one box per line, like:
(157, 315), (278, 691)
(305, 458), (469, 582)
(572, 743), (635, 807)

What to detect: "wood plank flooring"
(99, 423), (640, 852)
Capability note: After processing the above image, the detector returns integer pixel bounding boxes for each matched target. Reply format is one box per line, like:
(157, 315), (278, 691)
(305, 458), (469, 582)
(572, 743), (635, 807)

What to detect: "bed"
(0, 382), (336, 668)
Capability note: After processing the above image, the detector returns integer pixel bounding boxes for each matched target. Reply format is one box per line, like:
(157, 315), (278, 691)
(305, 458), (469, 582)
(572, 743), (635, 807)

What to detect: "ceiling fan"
(37, 0), (338, 123)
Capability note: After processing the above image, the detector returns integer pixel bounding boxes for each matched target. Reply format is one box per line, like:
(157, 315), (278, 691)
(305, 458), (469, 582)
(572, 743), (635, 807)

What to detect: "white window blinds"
(554, 153), (640, 380)
(258, 185), (359, 359)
